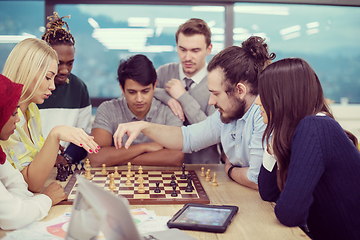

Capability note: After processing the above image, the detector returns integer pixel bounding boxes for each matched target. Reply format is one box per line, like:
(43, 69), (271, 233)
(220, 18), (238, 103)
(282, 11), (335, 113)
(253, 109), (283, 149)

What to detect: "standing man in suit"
(154, 18), (220, 164)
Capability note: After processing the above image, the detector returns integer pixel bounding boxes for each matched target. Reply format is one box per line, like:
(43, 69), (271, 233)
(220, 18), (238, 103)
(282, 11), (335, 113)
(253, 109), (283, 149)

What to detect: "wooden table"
(1, 164), (309, 240)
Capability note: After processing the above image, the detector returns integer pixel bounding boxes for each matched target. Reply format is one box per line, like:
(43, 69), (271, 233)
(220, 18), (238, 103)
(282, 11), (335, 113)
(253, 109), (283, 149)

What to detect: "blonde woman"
(1, 38), (99, 192)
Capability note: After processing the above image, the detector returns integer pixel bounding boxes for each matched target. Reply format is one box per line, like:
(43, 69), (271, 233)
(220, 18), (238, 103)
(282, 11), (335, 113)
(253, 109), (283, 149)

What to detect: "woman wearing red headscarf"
(0, 74), (66, 230)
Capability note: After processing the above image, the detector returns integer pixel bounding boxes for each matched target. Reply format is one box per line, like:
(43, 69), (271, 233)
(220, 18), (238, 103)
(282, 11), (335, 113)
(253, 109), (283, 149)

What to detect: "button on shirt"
(181, 100), (266, 184)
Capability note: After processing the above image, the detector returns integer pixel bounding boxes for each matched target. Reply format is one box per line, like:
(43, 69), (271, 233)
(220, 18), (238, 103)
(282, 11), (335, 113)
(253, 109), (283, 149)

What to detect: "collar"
(179, 63), (208, 85)
(122, 96), (159, 122)
(17, 103), (36, 128)
(235, 98), (257, 124)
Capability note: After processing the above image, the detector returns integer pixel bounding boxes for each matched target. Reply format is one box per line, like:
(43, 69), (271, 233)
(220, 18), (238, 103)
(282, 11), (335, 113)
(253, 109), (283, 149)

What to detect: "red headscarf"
(0, 74), (23, 164)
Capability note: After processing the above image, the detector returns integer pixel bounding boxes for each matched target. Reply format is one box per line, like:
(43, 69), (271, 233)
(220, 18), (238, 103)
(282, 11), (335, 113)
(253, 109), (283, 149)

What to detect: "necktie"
(184, 78), (194, 91)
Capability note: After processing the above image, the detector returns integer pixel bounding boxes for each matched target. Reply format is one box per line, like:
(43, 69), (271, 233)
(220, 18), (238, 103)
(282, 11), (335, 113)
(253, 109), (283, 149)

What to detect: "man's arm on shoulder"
(88, 128), (151, 167)
(177, 92), (209, 124)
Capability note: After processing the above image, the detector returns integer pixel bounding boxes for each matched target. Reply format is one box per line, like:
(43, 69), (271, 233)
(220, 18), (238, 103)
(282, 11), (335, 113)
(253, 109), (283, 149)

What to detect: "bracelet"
(227, 165), (240, 181)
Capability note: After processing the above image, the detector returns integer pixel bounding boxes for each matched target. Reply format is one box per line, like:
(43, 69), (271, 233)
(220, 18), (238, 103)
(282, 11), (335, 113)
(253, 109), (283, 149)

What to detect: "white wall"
(330, 104), (360, 142)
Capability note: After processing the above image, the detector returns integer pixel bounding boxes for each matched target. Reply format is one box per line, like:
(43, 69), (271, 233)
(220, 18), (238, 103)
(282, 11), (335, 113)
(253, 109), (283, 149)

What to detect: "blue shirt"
(182, 100), (266, 184)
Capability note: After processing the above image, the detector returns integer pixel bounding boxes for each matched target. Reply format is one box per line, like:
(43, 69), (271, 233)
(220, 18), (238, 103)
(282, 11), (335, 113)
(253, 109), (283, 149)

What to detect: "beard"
(216, 96), (246, 124)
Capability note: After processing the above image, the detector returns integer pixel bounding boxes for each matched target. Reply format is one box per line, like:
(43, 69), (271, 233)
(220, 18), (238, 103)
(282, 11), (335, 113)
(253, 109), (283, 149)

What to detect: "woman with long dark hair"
(255, 58), (360, 240)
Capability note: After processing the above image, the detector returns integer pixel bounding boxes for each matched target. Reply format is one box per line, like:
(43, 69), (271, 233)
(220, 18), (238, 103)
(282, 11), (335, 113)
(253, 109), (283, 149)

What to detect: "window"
(0, 1), (44, 69)
(234, 2), (360, 103)
(55, 4), (225, 99)
(0, 1), (359, 103)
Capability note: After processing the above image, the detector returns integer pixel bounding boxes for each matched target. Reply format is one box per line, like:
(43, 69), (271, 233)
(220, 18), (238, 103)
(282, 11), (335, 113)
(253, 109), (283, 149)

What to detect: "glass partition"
(55, 4), (225, 99)
(234, 3), (360, 103)
(0, 1), (44, 69)
(0, 1), (359, 103)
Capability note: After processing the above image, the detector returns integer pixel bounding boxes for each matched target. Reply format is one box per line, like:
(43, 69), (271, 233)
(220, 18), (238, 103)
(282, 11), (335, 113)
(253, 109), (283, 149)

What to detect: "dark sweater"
(258, 115), (360, 240)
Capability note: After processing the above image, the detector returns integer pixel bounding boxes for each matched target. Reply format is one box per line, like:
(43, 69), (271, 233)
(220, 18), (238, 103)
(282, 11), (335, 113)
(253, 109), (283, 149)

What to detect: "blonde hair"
(2, 38), (58, 104)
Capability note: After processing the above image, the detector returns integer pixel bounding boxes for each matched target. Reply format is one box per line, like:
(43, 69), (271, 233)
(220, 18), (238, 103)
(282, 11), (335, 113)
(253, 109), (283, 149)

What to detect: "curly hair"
(42, 12), (75, 46)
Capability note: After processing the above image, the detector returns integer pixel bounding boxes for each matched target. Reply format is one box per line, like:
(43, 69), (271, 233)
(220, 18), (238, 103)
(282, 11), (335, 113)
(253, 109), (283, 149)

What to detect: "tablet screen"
(173, 206), (233, 226)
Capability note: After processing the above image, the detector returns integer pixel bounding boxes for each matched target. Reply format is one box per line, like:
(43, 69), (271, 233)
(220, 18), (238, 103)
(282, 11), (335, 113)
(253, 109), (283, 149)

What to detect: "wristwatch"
(227, 165), (240, 181)
(64, 153), (73, 164)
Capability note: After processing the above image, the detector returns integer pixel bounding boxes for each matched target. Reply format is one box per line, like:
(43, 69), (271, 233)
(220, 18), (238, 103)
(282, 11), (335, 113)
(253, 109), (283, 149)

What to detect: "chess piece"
(125, 173), (132, 186)
(74, 162), (79, 172)
(212, 172), (218, 187)
(56, 163), (62, 180)
(171, 184), (178, 197)
(180, 163), (186, 179)
(101, 164), (107, 175)
(64, 165), (69, 178)
(170, 174), (176, 186)
(205, 169), (211, 182)
(109, 173), (116, 191)
(113, 166), (120, 177)
(68, 162), (74, 175)
(138, 178), (145, 194)
(80, 161), (85, 171)
(200, 167), (205, 177)
(127, 162), (133, 176)
(154, 182), (161, 193)
(85, 168), (92, 180)
(187, 175), (194, 191)
(59, 163), (67, 182)
(185, 178), (193, 192)
(85, 159), (90, 169)
(137, 166), (143, 183)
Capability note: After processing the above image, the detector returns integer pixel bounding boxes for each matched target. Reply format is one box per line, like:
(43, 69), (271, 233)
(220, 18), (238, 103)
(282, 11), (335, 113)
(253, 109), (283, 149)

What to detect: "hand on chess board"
(41, 182), (67, 206)
(114, 121), (183, 150)
(49, 126), (100, 154)
(114, 121), (148, 149)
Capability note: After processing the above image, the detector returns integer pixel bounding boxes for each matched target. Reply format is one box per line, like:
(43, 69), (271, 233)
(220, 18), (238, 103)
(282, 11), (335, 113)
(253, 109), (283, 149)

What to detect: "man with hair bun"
(113, 36), (276, 189)
(38, 12), (92, 165)
(154, 18), (220, 164)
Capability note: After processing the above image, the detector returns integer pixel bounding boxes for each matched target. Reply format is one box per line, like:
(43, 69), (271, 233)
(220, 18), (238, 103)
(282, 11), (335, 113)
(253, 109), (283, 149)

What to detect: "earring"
(66, 78), (69, 84)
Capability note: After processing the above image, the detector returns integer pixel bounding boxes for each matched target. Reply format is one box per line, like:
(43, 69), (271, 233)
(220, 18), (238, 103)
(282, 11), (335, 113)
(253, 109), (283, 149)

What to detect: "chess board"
(62, 167), (210, 205)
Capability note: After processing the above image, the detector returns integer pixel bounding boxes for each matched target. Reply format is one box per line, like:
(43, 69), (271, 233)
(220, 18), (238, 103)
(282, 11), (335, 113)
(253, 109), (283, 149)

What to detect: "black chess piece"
(80, 161), (85, 171)
(185, 178), (193, 192)
(68, 163), (74, 175)
(56, 163), (62, 180)
(171, 184), (178, 197)
(187, 174), (194, 191)
(74, 162), (79, 171)
(180, 163), (186, 179)
(59, 164), (67, 182)
(154, 182), (161, 193)
(64, 165), (69, 178)
(170, 174), (176, 186)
